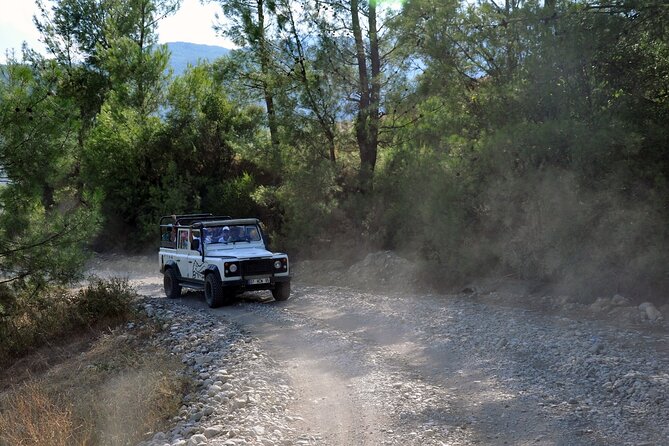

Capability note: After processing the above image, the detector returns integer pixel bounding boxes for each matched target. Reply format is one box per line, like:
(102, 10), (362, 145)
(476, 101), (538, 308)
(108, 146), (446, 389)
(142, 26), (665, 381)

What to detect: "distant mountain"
(166, 42), (231, 76)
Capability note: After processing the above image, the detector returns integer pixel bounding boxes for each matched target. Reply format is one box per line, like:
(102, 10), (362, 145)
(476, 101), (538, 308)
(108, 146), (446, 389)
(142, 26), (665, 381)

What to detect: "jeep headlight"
(274, 260), (282, 269)
(224, 262), (240, 276)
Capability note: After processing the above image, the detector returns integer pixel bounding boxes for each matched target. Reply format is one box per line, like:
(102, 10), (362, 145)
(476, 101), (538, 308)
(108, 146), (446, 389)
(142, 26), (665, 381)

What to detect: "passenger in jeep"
(218, 226), (231, 243)
(162, 224), (172, 241)
(232, 226), (245, 241)
(248, 227), (260, 241)
(192, 232), (203, 253)
(212, 227), (223, 241)
(179, 231), (189, 249)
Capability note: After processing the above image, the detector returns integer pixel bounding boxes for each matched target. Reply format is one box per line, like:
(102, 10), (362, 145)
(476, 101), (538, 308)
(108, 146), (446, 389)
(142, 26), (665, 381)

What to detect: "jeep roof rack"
(195, 218), (260, 227)
(159, 214), (233, 228)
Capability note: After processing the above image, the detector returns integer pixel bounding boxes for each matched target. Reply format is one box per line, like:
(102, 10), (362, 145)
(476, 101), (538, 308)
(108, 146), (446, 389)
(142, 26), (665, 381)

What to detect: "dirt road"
(96, 255), (669, 445)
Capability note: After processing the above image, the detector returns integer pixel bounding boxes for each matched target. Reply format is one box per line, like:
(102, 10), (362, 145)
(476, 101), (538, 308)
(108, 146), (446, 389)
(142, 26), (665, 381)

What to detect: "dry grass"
(0, 321), (188, 446)
(0, 381), (90, 446)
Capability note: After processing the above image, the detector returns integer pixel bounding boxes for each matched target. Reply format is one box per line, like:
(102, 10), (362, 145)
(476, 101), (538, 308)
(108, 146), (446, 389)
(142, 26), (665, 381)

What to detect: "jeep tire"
(164, 268), (182, 299)
(205, 273), (230, 308)
(272, 281), (290, 301)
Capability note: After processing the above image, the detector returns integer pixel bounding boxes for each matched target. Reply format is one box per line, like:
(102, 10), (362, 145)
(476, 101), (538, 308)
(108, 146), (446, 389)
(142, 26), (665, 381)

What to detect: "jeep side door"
(188, 229), (205, 281)
(175, 228), (192, 279)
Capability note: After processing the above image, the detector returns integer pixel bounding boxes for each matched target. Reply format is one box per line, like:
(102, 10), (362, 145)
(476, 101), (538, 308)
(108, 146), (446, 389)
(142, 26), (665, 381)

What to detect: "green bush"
(0, 278), (137, 364)
(75, 277), (137, 325)
(0, 287), (74, 360)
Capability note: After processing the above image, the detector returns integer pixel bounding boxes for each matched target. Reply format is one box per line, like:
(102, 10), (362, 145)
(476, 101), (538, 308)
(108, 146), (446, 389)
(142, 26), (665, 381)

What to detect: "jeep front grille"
(241, 259), (273, 276)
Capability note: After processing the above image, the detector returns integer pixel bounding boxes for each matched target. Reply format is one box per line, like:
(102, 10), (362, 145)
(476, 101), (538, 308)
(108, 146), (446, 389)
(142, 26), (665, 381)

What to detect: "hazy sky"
(0, 0), (234, 63)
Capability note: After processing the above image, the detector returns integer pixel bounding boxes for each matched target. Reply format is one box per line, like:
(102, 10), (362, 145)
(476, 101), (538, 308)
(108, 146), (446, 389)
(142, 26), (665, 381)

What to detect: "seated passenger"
(161, 224), (172, 241)
(211, 227), (222, 240)
(190, 231), (203, 253)
(248, 227), (260, 241)
(192, 236), (202, 253)
(218, 226), (231, 243)
(179, 231), (189, 249)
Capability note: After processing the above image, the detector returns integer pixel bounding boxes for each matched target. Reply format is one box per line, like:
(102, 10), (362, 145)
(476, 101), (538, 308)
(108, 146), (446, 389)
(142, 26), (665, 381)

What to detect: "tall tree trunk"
(503, 0), (518, 75)
(367, 0), (380, 185)
(138, 0), (148, 114)
(263, 90), (279, 159)
(257, 0), (280, 163)
(351, 0), (380, 192)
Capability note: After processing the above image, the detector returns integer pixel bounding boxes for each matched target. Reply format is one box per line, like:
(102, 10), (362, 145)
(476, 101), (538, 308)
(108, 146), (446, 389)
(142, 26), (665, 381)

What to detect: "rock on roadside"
(639, 302), (663, 322)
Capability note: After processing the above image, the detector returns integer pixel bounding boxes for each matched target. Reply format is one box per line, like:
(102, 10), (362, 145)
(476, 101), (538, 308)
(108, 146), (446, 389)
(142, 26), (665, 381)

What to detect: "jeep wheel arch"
(204, 264), (222, 282)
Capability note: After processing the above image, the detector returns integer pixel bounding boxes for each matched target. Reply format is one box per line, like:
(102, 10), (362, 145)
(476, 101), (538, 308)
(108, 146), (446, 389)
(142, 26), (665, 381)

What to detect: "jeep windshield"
(202, 224), (262, 246)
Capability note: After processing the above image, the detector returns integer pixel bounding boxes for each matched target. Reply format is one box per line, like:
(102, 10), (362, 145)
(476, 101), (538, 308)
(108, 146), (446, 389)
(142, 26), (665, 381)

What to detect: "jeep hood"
(205, 246), (275, 259)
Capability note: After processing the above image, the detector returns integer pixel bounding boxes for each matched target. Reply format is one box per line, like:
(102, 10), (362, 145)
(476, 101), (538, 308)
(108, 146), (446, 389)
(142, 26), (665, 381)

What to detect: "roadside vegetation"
(0, 277), (135, 363)
(0, 316), (188, 446)
(0, 276), (187, 446)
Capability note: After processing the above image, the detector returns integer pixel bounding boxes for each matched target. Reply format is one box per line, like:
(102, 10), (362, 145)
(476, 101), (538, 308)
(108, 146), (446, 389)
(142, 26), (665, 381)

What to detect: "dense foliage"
(0, 277), (136, 362)
(1, 0), (667, 301)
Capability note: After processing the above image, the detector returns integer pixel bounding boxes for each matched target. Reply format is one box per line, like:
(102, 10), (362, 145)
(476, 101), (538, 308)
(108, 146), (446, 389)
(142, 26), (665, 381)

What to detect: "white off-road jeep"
(158, 214), (291, 307)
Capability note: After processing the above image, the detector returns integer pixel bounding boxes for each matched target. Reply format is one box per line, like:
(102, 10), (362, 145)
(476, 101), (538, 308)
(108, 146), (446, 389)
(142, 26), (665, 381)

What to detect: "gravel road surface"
(93, 255), (669, 446)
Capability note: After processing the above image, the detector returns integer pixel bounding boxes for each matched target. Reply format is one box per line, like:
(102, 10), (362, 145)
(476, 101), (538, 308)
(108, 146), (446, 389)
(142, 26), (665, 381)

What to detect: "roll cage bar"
(159, 214), (269, 253)
(159, 214), (233, 228)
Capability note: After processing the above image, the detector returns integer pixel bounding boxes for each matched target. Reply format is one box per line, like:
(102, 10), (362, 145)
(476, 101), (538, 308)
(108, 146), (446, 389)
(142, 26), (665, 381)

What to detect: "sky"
(0, 0), (235, 63)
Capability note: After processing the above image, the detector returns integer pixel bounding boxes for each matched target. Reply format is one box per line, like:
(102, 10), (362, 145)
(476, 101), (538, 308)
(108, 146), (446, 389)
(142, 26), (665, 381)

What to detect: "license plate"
(248, 277), (270, 285)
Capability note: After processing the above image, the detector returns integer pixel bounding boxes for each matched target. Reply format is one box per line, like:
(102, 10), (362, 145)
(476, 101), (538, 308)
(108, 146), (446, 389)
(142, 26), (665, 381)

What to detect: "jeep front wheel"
(205, 273), (229, 308)
(272, 281), (290, 301)
(164, 268), (182, 299)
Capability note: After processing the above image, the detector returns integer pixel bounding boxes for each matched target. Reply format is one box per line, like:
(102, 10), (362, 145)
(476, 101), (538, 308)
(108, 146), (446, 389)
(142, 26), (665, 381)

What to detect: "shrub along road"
(102, 255), (669, 446)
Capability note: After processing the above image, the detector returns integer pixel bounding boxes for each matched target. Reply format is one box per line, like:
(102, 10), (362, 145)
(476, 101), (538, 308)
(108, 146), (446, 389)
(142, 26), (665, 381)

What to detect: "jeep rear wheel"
(205, 273), (230, 308)
(272, 281), (290, 301)
(164, 268), (182, 299)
